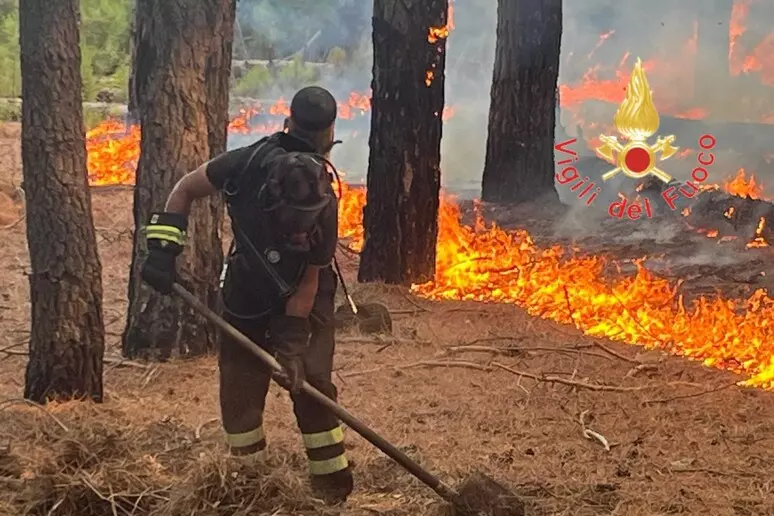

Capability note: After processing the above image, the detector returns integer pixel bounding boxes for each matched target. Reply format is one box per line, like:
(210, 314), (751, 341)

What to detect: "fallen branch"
(438, 345), (524, 356)
(341, 360), (491, 378)
(337, 336), (430, 346)
(103, 355), (150, 369)
(443, 336), (527, 348)
(642, 381), (738, 405)
(593, 341), (640, 363)
(625, 363), (659, 378)
(491, 362), (650, 392)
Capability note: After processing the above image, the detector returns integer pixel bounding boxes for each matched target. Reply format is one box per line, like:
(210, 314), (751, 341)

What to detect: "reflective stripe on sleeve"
(146, 225), (186, 245)
(302, 426), (344, 450)
(308, 454), (349, 476)
(225, 426), (265, 448)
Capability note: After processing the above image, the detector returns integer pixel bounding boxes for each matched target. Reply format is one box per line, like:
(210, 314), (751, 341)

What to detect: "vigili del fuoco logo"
(554, 58), (717, 220)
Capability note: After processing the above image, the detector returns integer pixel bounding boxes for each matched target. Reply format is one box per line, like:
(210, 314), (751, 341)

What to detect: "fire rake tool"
(172, 283), (525, 515)
(332, 255), (392, 334)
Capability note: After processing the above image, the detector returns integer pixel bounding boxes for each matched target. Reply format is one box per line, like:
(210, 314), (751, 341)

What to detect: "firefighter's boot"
(310, 465), (353, 504)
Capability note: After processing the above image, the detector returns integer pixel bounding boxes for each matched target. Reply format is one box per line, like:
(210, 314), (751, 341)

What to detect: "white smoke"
(233, 1), (774, 197)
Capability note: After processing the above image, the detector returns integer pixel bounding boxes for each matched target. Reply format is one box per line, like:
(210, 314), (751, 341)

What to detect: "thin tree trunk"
(481, 0), (562, 204)
(122, 0), (234, 359)
(357, 0), (448, 285)
(20, 0), (105, 402)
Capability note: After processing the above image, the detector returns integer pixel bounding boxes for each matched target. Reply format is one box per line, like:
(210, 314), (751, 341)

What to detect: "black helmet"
(289, 86), (337, 131)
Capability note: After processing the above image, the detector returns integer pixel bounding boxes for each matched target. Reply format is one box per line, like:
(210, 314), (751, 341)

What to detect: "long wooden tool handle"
(172, 283), (458, 502)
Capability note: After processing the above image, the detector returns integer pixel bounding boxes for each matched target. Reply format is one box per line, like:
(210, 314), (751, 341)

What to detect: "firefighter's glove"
(270, 315), (311, 394)
(141, 212), (187, 295)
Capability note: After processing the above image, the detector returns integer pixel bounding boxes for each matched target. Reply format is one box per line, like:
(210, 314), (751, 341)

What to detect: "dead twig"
(438, 345), (524, 356)
(195, 418), (220, 441)
(625, 363), (659, 378)
(0, 398), (69, 432)
(610, 291), (667, 348)
(103, 355), (150, 370)
(0, 341), (26, 358)
(579, 409), (611, 451)
(442, 336), (527, 348)
(395, 292), (432, 313)
(593, 340), (640, 363)
(0, 214), (24, 230)
(642, 381), (738, 405)
(341, 360), (491, 378)
(491, 362), (650, 392)
(337, 336), (430, 346)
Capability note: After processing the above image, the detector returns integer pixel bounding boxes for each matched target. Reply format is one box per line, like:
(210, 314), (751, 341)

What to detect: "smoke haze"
(234, 0), (774, 203)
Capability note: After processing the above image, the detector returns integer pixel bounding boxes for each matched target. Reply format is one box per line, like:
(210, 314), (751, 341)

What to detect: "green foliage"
(0, 5), (19, 98)
(80, 0), (131, 72)
(232, 64), (272, 97)
(233, 58), (322, 97)
(325, 47), (347, 67)
(83, 105), (123, 129)
(0, 100), (19, 121)
(81, 43), (98, 101)
(0, 0), (371, 103)
(0, 0), (131, 100)
(276, 57), (320, 89)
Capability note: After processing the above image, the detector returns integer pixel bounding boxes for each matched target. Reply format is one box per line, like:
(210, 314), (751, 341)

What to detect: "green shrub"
(275, 56), (320, 90)
(325, 47), (347, 68)
(233, 64), (272, 97)
(0, 6), (19, 98)
(0, 101), (19, 121)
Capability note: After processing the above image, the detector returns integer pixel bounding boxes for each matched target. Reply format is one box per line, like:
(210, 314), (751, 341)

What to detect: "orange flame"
(724, 169), (766, 199)
(86, 100), (774, 391)
(747, 217), (769, 248)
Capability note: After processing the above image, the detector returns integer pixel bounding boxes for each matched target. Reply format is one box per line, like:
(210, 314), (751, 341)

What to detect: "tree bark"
(357, 0), (448, 285)
(19, 0), (105, 402)
(481, 0), (562, 204)
(122, 0), (235, 359)
(127, 3), (138, 124)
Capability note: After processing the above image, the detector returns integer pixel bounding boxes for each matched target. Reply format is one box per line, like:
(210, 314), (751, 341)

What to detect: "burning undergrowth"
(83, 106), (774, 391)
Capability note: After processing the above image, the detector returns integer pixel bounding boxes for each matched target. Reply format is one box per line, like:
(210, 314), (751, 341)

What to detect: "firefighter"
(139, 86), (353, 503)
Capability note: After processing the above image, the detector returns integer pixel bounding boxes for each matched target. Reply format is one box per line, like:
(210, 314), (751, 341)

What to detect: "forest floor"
(1, 123), (774, 515)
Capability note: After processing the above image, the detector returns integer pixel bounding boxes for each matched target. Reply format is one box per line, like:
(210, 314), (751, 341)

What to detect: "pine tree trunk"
(481, 0), (562, 204)
(357, 0), (448, 285)
(19, 0), (105, 403)
(122, 0), (234, 359)
(204, 0), (236, 157)
(127, 4), (138, 124)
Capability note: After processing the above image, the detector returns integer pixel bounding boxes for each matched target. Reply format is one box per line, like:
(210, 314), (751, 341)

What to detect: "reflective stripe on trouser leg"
(302, 426), (344, 449)
(226, 426), (265, 448)
(303, 426), (348, 476)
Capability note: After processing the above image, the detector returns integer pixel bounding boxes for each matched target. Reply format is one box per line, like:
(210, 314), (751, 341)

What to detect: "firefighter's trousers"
(217, 269), (349, 479)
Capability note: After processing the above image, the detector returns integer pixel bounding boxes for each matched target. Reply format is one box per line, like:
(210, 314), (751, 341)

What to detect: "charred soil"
(1, 127), (774, 515)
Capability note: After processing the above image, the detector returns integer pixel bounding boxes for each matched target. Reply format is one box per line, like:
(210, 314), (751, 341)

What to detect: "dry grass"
(1, 125), (774, 515)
